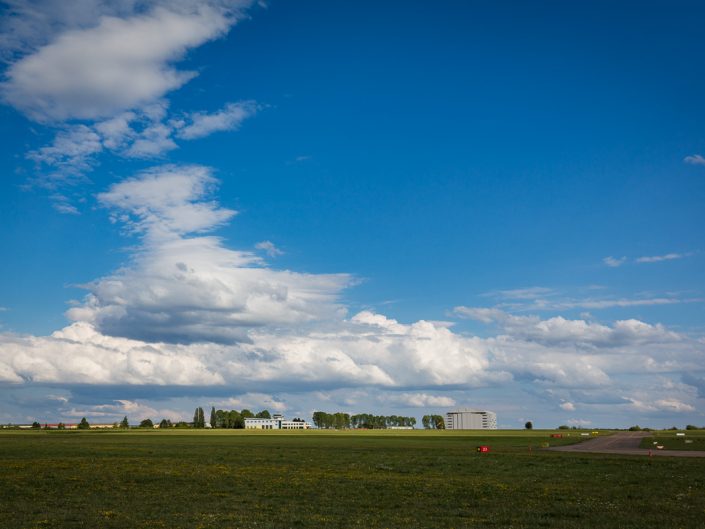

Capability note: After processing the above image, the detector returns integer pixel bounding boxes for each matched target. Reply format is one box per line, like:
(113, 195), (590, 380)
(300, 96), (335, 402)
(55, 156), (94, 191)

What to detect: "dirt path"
(547, 431), (705, 457)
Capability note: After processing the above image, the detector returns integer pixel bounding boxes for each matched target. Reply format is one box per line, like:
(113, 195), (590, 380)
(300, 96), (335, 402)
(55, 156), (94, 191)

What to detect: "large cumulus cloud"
(0, 167), (702, 426)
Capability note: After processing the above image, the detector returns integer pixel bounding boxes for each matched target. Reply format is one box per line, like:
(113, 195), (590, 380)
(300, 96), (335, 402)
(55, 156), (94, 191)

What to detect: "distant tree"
(120, 416), (129, 429)
(422, 415), (431, 429)
(193, 407), (205, 428)
(668, 426), (679, 431)
(312, 411), (325, 429)
(159, 419), (172, 429)
(77, 417), (90, 430)
(241, 409), (254, 419)
(255, 410), (271, 419)
(139, 418), (154, 428)
(210, 407), (216, 428)
(174, 421), (190, 428)
(558, 425), (570, 430)
(433, 415), (445, 430)
(685, 424), (699, 430)
(57, 423), (65, 430)
(524, 421), (533, 430)
(31, 421), (41, 429)
(628, 425), (641, 431)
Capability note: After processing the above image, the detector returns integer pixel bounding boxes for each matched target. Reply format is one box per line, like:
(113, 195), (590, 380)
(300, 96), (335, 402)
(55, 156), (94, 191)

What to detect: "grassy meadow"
(639, 429), (705, 451)
(1, 429), (704, 528)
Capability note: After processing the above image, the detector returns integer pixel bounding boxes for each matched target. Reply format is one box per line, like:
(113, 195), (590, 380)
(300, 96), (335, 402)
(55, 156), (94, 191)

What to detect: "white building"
(244, 414), (311, 430)
(445, 409), (497, 430)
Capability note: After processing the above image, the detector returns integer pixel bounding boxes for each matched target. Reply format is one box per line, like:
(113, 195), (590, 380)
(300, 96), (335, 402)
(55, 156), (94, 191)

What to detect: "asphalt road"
(547, 431), (705, 458)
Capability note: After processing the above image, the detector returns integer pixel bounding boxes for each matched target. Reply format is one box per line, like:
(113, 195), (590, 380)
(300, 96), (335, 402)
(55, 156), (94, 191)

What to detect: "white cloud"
(381, 393), (456, 408)
(255, 240), (284, 257)
(0, 1), (143, 60)
(1, 165), (703, 428)
(67, 165), (353, 343)
(625, 397), (695, 414)
(567, 418), (592, 427)
(455, 306), (681, 348)
(2, 3), (258, 192)
(25, 100), (258, 186)
(480, 292), (699, 313)
(0, 322), (224, 385)
(603, 256), (626, 268)
(97, 164), (237, 238)
(483, 287), (554, 300)
(27, 125), (102, 176)
(123, 123), (177, 158)
(0, 312), (494, 390)
(544, 297), (694, 310)
(684, 154), (705, 166)
(635, 252), (691, 264)
(176, 101), (257, 140)
(1, 4), (247, 121)
(214, 393), (287, 412)
(452, 306), (507, 323)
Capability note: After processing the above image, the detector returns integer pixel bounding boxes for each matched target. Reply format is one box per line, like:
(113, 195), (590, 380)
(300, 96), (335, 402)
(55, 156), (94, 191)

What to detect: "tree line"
(204, 407), (272, 429)
(311, 411), (417, 429)
(421, 415), (445, 429)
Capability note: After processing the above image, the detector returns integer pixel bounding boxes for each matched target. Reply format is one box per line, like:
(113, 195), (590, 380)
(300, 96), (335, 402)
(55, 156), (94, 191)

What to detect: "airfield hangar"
(445, 409), (497, 430)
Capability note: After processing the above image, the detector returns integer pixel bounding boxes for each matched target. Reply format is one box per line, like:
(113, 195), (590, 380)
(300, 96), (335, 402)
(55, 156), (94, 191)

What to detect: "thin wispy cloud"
(635, 252), (692, 264)
(603, 252), (693, 267)
(482, 287), (555, 300)
(255, 240), (284, 257)
(603, 256), (626, 268)
(26, 100), (257, 186)
(176, 101), (258, 140)
(684, 154), (705, 166)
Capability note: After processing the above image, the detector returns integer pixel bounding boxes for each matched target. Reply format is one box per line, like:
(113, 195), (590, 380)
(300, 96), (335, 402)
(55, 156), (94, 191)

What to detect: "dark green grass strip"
(1, 430), (703, 528)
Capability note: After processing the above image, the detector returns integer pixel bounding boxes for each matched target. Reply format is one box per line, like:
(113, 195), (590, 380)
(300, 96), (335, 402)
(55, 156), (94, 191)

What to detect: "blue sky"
(0, 0), (703, 428)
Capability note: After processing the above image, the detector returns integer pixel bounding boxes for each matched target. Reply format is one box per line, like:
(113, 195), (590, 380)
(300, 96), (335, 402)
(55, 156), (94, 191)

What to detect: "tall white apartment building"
(445, 409), (497, 430)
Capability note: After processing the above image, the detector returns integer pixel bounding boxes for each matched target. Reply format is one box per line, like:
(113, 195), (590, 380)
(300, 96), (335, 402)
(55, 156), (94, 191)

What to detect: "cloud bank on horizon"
(0, 1), (703, 427)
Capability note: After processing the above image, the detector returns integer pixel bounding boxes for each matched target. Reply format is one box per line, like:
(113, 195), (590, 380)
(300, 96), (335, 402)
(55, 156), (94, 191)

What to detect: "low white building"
(244, 414), (311, 430)
(445, 409), (497, 430)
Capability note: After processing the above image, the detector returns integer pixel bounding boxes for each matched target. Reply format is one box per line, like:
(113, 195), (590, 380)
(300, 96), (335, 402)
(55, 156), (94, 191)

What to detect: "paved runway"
(547, 431), (705, 458)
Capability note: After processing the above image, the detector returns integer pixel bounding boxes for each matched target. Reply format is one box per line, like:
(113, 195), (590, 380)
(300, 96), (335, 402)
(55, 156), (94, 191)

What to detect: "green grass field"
(1, 429), (704, 528)
(639, 429), (705, 451)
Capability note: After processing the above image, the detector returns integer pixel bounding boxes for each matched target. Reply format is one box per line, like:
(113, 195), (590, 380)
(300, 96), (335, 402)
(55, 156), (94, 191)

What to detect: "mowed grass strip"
(1, 430), (703, 529)
(639, 429), (705, 451)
